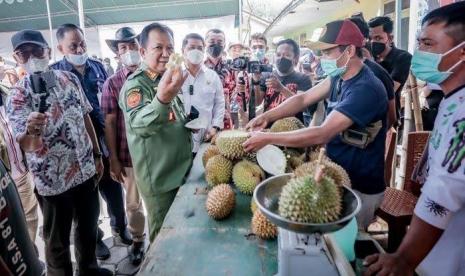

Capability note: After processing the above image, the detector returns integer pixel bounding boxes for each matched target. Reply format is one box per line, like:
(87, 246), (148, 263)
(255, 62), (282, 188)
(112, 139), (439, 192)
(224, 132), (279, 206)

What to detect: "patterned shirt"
(204, 57), (233, 129)
(7, 70), (96, 196)
(414, 86), (465, 276)
(101, 67), (132, 167)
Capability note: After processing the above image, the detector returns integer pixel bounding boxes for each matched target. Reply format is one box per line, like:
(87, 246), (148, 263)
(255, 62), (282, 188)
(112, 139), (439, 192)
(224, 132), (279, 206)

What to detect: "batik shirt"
(7, 70), (96, 196)
(414, 85), (465, 276)
(205, 57), (234, 129)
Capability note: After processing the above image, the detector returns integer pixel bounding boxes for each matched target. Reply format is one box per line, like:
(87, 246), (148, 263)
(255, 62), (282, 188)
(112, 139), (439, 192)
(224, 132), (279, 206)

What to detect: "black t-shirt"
(327, 66), (388, 194)
(259, 71), (314, 122)
(364, 59), (394, 101)
(379, 46), (412, 116)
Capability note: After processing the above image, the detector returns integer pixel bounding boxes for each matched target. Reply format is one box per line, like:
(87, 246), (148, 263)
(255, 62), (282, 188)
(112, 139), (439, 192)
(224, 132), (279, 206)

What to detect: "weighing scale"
(253, 174), (361, 276)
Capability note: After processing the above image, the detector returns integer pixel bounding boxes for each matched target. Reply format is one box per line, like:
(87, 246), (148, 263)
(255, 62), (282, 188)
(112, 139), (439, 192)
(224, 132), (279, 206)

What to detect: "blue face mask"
(254, 49), (266, 62)
(320, 50), (349, 78)
(411, 41), (464, 84)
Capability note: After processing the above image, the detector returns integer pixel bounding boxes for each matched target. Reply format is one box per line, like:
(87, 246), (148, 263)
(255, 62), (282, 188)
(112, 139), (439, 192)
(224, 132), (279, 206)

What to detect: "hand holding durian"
(157, 53), (187, 104)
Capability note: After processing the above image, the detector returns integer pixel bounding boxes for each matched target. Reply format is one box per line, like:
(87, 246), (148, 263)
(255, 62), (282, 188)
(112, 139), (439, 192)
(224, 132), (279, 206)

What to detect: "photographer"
(250, 33), (269, 64)
(7, 30), (111, 276)
(253, 39), (314, 124)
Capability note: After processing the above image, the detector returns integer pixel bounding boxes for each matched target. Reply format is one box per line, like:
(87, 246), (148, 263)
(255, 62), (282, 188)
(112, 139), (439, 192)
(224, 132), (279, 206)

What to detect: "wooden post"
(409, 74), (423, 131)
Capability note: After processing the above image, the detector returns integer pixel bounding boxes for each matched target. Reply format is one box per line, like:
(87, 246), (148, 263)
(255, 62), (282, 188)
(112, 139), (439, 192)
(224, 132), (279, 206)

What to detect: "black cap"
(105, 27), (139, 53)
(11, 29), (48, 51)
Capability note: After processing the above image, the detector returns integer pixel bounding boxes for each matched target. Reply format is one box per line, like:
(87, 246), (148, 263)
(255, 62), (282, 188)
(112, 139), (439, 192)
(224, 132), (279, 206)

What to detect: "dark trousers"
(36, 178), (99, 276)
(98, 157), (127, 232)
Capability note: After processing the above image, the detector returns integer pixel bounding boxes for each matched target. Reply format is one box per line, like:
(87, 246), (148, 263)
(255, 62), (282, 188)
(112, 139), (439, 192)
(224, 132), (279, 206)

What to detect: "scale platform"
(253, 174), (362, 276)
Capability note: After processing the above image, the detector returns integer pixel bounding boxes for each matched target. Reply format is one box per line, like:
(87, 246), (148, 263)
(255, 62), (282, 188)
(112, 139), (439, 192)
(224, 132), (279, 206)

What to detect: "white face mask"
(186, 49), (204, 65)
(66, 52), (88, 66)
(23, 57), (50, 74)
(121, 50), (141, 67)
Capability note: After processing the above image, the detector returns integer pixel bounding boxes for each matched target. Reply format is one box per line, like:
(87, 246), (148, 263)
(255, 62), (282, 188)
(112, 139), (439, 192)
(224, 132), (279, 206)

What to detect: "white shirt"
(181, 65), (225, 153)
(414, 86), (465, 276)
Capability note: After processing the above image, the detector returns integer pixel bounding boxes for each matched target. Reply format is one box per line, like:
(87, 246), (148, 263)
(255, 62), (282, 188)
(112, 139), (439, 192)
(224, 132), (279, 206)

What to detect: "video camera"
(228, 56), (273, 74)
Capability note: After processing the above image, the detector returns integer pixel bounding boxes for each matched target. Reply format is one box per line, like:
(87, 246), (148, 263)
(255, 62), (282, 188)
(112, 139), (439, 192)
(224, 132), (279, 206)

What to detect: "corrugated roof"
(0, 0), (239, 32)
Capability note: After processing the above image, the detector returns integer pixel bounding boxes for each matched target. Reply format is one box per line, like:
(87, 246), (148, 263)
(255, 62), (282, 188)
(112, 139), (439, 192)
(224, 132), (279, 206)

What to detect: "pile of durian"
(202, 117), (351, 239)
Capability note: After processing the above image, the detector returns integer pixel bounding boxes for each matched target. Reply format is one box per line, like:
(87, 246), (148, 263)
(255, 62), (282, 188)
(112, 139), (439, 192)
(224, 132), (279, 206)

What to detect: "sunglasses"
(14, 46), (47, 63)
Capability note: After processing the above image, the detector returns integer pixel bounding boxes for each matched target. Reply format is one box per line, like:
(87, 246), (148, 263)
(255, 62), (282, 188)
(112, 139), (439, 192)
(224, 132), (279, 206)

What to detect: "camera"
(228, 56), (273, 74)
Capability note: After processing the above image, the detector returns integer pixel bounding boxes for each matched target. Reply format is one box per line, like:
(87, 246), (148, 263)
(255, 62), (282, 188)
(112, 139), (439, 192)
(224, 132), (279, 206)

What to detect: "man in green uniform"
(119, 22), (192, 243)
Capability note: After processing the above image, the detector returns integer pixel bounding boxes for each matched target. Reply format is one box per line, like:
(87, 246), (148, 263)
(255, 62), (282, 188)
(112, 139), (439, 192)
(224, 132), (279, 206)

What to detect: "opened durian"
(202, 145), (221, 167)
(252, 210), (277, 239)
(165, 53), (184, 69)
(232, 160), (265, 195)
(205, 184), (235, 220)
(205, 155), (233, 187)
(216, 130), (248, 159)
(270, 117), (304, 133)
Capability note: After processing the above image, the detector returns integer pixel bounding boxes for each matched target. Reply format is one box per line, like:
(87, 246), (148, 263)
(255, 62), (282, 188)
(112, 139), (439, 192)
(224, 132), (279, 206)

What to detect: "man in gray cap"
(102, 26), (146, 265)
(7, 29), (112, 276)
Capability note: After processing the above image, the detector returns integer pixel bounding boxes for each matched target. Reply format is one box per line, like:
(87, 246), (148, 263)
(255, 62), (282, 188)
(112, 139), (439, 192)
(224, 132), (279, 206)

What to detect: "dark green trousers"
(140, 188), (179, 243)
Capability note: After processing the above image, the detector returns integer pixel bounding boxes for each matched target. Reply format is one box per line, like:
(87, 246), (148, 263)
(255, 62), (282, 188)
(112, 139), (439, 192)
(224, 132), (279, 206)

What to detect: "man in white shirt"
(181, 33), (225, 154)
(364, 2), (465, 275)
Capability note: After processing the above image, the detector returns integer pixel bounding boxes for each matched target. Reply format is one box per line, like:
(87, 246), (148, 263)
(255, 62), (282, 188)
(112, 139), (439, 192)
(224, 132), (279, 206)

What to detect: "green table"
(138, 144), (278, 276)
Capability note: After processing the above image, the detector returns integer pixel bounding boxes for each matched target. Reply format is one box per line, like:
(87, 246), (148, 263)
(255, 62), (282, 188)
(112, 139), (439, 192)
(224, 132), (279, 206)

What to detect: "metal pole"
(394, 0), (402, 47)
(46, 0), (55, 61)
(77, 0), (86, 36)
(408, 0), (419, 53)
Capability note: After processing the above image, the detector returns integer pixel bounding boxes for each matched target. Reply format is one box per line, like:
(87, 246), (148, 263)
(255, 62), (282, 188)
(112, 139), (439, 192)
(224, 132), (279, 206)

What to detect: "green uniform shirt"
(119, 63), (193, 195)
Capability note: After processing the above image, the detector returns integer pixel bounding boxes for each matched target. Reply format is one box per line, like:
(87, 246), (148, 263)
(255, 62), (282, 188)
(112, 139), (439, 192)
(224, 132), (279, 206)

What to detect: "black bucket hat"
(105, 27), (139, 53)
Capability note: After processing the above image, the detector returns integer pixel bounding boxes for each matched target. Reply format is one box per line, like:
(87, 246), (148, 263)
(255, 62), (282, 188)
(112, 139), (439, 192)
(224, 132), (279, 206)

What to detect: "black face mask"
(371, 42), (386, 58)
(276, 57), (293, 74)
(207, 44), (224, 58)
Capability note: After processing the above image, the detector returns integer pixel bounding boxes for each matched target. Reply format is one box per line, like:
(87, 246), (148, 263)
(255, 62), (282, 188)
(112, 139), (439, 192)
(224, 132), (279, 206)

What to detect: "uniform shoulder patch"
(126, 88), (143, 111)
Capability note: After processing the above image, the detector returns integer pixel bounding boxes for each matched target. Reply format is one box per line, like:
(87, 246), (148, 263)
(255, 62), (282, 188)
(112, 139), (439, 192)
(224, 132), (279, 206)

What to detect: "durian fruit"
(232, 160), (265, 195)
(205, 184), (235, 220)
(165, 53), (184, 69)
(279, 175), (342, 223)
(252, 210), (277, 239)
(270, 117), (304, 133)
(250, 199), (258, 213)
(202, 145), (221, 167)
(205, 155), (233, 187)
(294, 161), (351, 187)
(216, 130), (249, 159)
(284, 149), (305, 173)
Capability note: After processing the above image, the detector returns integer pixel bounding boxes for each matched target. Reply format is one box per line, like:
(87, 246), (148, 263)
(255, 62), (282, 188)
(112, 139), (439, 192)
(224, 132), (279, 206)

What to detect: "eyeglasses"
(14, 47), (47, 63)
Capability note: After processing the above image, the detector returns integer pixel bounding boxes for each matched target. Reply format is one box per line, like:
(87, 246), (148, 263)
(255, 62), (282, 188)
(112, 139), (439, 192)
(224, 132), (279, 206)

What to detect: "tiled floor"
(35, 196), (148, 276)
